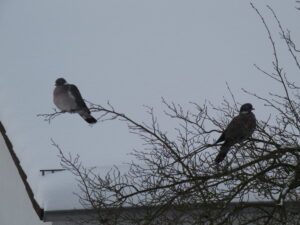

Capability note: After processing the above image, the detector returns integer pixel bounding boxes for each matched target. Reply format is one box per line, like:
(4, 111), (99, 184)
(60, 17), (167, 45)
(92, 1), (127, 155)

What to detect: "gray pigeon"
(215, 103), (256, 164)
(53, 78), (97, 124)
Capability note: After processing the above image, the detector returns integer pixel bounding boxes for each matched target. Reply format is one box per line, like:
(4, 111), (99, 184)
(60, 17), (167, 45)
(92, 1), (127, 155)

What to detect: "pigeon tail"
(215, 142), (232, 164)
(78, 109), (97, 124)
(84, 116), (97, 124)
(215, 133), (225, 144)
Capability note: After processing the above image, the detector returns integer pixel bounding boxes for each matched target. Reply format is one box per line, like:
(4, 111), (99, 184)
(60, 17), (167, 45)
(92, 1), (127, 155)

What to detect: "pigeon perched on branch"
(215, 103), (256, 164)
(53, 78), (97, 124)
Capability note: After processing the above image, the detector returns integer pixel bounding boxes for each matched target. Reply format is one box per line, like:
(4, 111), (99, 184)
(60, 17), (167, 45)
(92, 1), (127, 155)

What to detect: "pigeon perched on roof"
(53, 78), (97, 124)
(215, 103), (256, 164)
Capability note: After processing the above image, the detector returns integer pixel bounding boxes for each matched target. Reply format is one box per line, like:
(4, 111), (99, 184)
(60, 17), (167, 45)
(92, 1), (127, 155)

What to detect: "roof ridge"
(0, 122), (44, 220)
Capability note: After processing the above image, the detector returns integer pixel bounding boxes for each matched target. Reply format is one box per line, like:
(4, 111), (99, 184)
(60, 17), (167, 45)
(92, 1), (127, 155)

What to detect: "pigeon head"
(240, 103), (254, 113)
(55, 78), (67, 86)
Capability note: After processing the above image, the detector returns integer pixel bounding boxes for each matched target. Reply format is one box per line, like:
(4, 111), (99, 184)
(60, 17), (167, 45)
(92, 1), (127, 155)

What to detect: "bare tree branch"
(43, 3), (300, 225)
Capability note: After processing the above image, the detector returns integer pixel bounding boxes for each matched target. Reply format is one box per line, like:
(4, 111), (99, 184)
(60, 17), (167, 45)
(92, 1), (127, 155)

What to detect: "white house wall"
(0, 134), (51, 225)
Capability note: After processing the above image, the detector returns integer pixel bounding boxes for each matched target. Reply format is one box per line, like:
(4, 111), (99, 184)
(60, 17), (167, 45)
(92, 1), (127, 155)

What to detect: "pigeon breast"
(53, 86), (78, 112)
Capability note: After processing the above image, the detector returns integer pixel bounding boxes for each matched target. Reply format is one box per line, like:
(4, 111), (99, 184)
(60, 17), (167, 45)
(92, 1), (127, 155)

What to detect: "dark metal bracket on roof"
(40, 169), (66, 176)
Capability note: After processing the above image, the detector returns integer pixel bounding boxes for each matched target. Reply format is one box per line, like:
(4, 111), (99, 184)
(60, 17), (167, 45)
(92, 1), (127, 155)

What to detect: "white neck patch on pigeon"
(240, 111), (249, 114)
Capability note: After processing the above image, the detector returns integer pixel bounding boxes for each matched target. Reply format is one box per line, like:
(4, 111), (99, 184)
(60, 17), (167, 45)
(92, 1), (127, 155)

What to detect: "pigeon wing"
(224, 115), (251, 141)
(67, 84), (89, 111)
(216, 116), (240, 143)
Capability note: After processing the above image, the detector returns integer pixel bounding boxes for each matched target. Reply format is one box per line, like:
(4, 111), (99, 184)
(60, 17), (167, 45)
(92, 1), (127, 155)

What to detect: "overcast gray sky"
(0, 0), (299, 208)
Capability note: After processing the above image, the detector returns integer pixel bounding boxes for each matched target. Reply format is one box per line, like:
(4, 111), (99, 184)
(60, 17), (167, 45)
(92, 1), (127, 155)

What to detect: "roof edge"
(0, 122), (44, 220)
(44, 201), (300, 222)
